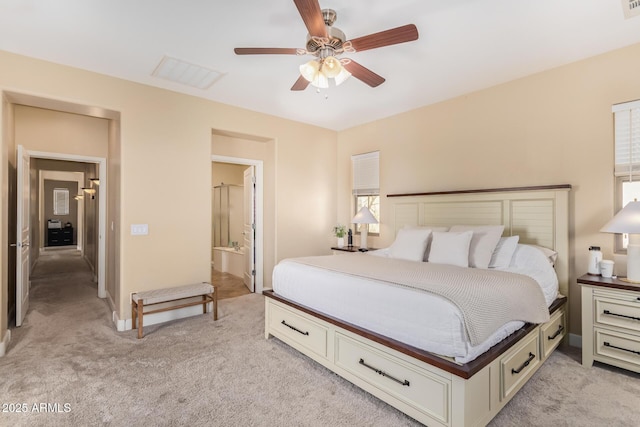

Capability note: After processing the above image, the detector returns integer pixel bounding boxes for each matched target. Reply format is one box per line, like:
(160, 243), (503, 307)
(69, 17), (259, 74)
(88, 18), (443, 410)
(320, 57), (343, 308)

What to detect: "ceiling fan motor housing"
(306, 9), (345, 54)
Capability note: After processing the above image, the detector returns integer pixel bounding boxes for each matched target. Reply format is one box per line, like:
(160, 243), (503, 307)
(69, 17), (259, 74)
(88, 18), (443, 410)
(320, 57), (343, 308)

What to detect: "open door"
(243, 166), (255, 292)
(16, 145), (30, 326)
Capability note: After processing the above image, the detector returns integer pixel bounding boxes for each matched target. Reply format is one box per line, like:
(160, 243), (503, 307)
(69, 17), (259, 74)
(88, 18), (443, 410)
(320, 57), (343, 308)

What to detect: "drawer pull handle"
(548, 324), (564, 340)
(511, 352), (535, 375)
(359, 358), (410, 387)
(281, 320), (309, 336)
(604, 341), (640, 356)
(603, 310), (640, 322)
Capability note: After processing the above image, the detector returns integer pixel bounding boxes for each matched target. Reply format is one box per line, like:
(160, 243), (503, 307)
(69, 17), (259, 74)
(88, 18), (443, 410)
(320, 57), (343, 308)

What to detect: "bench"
(131, 282), (217, 339)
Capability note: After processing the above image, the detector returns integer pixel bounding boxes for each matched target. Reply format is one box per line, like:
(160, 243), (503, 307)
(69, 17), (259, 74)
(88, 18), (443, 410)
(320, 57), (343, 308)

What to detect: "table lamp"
(601, 200), (640, 283)
(352, 207), (378, 250)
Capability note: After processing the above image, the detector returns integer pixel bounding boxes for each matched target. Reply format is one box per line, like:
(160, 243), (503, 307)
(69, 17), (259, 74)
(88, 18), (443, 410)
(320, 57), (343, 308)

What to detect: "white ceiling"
(1, 0), (640, 131)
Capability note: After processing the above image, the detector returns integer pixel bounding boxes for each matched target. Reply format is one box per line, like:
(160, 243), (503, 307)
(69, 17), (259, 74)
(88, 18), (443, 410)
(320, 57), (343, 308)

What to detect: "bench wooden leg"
(132, 300), (137, 330)
(137, 299), (144, 339)
(212, 287), (218, 321)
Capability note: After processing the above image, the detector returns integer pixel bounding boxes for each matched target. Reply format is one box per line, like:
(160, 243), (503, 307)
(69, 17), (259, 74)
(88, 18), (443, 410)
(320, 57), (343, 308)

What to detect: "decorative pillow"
(520, 244), (558, 266)
(403, 225), (450, 261)
(449, 225), (505, 269)
(388, 228), (432, 262)
(489, 235), (520, 269)
(427, 231), (473, 267)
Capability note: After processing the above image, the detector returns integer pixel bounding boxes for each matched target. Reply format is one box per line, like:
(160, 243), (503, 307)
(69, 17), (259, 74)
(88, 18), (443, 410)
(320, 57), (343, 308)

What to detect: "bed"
(264, 185), (570, 426)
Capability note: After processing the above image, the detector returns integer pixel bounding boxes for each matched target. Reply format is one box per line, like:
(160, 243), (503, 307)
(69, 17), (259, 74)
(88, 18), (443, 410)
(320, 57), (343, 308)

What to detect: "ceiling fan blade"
(347, 24), (418, 53)
(291, 75), (310, 91)
(234, 48), (299, 55)
(293, 0), (327, 38)
(343, 60), (385, 88)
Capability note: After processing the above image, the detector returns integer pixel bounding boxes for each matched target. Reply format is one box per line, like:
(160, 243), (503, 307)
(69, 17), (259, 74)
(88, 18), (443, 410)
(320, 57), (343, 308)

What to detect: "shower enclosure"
(212, 183), (244, 248)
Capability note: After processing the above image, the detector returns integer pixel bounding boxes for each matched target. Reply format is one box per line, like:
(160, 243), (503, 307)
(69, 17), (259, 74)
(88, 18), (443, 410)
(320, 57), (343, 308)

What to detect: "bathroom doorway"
(211, 156), (263, 294)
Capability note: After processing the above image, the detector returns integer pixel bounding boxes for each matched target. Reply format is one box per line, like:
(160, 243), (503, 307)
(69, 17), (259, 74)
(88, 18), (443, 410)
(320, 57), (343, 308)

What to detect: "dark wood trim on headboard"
(387, 184), (572, 198)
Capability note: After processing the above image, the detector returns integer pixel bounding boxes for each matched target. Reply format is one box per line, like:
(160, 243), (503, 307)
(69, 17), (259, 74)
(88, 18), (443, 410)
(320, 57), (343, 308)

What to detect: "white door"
(243, 166), (255, 292)
(16, 145), (31, 326)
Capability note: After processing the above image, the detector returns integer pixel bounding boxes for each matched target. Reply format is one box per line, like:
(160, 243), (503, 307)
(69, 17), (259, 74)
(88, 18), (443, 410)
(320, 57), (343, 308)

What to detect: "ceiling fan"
(234, 0), (419, 91)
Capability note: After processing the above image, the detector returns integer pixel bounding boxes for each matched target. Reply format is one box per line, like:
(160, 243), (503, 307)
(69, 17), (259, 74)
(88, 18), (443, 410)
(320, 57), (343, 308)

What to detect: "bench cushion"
(132, 283), (214, 305)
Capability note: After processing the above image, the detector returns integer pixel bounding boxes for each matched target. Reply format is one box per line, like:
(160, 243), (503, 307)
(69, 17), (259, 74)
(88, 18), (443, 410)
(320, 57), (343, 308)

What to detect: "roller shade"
(352, 151), (379, 196)
(613, 100), (640, 177)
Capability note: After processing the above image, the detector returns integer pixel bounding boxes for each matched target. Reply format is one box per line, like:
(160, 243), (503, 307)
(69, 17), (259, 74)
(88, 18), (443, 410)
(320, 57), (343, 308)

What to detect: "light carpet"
(1, 251), (639, 426)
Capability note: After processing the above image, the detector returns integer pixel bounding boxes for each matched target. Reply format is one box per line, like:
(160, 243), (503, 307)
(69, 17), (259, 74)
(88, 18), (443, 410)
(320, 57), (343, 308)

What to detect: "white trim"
(612, 99), (640, 112)
(212, 155), (264, 294)
(27, 150), (107, 299)
(0, 329), (11, 357)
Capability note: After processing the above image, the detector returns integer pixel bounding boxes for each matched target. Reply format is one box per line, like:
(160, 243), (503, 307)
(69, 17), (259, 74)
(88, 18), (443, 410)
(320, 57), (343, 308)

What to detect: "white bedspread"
(272, 245), (558, 363)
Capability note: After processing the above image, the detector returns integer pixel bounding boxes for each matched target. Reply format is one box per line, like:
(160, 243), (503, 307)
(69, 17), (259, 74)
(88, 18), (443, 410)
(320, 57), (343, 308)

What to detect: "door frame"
(212, 155), (264, 294)
(28, 149), (107, 298)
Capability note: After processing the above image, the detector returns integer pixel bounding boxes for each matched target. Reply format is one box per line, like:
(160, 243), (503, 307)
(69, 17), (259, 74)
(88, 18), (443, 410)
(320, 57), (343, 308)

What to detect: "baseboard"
(0, 329), (12, 357)
(569, 333), (582, 348)
(114, 301), (214, 332)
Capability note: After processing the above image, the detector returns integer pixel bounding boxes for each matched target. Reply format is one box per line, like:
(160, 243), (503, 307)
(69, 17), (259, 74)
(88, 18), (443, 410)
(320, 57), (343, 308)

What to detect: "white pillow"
(520, 244), (558, 266)
(489, 236), (520, 269)
(403, 225), (450, 261)
(388, 228), (432, 262)
(428, 231), (473, 267)
(449, 225), (505, 269)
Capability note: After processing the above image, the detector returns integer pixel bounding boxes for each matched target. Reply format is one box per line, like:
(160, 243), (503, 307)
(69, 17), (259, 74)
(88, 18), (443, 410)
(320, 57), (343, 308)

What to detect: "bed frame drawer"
(500, 331), (540, 401)
(540, 308), (566, 359)
(267, 302), (328, 358)
(335, 332), (450, 425)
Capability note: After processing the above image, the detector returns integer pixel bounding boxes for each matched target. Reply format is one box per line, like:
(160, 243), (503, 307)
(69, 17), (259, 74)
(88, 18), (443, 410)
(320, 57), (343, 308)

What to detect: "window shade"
(613, 100), (640, 177)
(352, 151), (379, 195)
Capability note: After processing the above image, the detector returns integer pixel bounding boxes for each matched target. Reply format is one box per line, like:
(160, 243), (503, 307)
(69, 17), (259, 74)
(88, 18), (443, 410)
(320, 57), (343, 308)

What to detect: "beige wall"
(338, 42), (640, 339)
(0, 49), (337, 338)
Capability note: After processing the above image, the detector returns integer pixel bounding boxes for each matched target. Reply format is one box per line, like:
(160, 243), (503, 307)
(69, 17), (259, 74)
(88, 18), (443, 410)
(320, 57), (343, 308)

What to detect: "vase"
(337, 237), (345, 248)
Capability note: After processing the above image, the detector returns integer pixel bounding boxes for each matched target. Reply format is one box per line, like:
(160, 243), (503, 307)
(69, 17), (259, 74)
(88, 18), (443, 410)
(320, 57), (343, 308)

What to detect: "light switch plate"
(130, 224), (148, 235)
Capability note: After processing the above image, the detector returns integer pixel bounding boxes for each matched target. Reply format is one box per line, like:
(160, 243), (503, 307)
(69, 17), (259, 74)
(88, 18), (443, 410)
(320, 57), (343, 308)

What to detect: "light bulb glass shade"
(601, 201), (640, 234)
(334, 67), (351, 86)
(312, 72), (329, 89)
(90, 178), (100, 185)
(322, 56), (342, 78)
(82, 187), (96, 195)
(299, 60), (319, 82)
(352, 206), (378, 224)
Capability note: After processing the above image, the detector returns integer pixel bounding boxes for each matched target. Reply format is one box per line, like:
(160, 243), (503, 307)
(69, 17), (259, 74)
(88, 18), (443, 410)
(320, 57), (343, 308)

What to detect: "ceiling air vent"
(152, 56), (224, 90)
(622, 0), (640, 19)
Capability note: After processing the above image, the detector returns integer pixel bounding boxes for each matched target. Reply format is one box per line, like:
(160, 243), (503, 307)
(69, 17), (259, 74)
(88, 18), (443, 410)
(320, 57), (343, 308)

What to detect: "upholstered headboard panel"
(388, 185), (571, 298)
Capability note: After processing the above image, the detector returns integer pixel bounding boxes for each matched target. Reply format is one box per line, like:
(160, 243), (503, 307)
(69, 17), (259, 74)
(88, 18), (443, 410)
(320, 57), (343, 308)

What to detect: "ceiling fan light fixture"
(334, 67), (352, 86)
(322, 56), (342, 78)
(312, 71), (329, 89)
(299, 59), (320, 82)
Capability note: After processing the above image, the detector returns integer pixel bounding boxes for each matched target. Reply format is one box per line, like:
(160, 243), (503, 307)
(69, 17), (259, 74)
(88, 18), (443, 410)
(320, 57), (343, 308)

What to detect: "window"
(53, 188), (69, 216)
(613, 100), (640, 250)
(352, 151), (380, 234)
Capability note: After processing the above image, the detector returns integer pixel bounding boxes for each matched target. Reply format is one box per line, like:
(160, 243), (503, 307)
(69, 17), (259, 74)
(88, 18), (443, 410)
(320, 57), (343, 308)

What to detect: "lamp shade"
(352, 207), (378, 224)
(600, 201), (640, 234)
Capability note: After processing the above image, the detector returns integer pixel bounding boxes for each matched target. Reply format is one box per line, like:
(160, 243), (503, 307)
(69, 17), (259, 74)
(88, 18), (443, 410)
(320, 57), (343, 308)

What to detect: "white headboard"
(387, 185), (571, 298)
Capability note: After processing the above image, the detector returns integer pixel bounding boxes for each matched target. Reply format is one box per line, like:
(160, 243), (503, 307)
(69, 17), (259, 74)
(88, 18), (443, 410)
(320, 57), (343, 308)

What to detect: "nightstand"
(331, 246), (377, 255)
(577, 274), (640, 373)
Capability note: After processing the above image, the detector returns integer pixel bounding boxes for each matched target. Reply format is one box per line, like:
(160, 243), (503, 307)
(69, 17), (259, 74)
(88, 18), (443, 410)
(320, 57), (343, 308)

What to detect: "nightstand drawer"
(594, 328), (640, 370)
(594, 294), (640, 334)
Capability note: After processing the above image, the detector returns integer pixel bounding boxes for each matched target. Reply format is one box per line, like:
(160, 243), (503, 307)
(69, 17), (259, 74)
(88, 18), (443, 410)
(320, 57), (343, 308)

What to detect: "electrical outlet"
(130, 224), (148, 235)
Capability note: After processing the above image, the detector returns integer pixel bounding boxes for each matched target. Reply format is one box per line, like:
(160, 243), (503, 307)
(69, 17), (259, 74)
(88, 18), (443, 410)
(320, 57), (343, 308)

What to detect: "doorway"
(211, 155), (264, 294)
